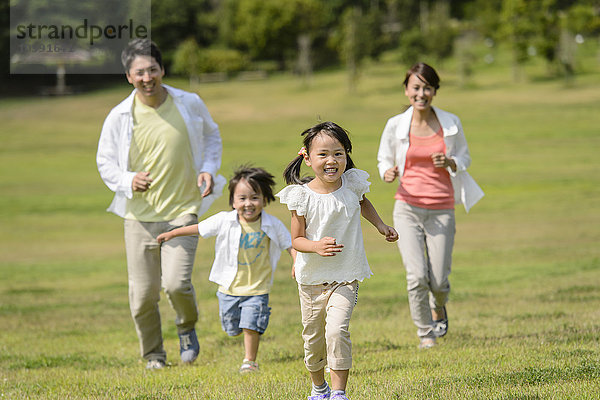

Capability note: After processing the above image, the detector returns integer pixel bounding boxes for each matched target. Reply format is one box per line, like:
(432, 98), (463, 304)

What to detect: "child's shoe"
(239, 359), (259, 373)
(308, 381), (331, 399)
(330, 390), (349, 400)
(308, 394), (330, 400)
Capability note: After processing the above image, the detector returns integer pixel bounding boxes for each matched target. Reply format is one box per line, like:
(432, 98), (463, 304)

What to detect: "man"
(97, 39), (223, 369)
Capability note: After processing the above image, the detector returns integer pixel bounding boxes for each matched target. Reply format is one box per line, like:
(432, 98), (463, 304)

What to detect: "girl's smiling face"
(305, 133), (347, 190)
(232, 179), (264, 223)
(404, 74), (436, 111)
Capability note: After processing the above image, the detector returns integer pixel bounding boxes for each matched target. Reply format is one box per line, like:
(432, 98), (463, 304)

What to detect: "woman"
(377, 62), (483, 349)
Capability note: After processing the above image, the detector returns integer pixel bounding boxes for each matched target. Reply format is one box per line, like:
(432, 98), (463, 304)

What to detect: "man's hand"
(132, 171), (153, 192)
(197, 172), (214, 197)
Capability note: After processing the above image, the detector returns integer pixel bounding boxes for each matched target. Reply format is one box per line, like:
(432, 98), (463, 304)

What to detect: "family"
(96, 39), (483, 400)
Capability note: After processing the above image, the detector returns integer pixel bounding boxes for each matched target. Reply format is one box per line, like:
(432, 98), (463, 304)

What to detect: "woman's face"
(404, 74), (436, 111)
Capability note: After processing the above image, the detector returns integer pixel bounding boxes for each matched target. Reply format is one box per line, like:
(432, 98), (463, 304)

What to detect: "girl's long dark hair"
(283, 121), (355, 185)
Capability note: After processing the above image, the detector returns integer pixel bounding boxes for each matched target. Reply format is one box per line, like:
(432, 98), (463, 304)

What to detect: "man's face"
(126, 55), (165, 104)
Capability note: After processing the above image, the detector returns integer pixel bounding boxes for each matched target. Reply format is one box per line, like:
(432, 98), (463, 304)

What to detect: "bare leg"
(310, 368), (326, 386)
(330, 369), (349, 391)
(432, 308), (446, 321)
(243, 328), (260, 361)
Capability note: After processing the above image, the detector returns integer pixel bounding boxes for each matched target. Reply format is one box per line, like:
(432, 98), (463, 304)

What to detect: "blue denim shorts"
(216, 292), (271, 336)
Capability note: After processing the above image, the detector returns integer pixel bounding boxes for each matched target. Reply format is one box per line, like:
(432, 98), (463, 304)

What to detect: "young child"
(277, 122), (398, 400)
(157, 166), (293, 373)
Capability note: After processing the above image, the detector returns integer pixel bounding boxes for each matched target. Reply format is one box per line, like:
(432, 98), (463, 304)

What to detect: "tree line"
(156, 0), (599, 85)
(2, 0), (598, 92)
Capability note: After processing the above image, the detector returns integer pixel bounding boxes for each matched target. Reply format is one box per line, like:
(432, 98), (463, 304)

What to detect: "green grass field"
(1, 46), (600, 399)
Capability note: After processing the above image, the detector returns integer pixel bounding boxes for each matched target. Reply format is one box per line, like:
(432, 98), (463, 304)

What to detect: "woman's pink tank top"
(395, 127), (454, 209)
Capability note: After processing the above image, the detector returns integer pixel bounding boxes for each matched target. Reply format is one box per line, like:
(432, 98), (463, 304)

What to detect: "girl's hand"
(378, 224), (399, 242)
(157, 232), (173, 244)
(383, 166), (399, 183)
(315, 237), (344, 256)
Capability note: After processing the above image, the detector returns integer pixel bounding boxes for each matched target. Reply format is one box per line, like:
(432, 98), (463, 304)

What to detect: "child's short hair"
(228, 166), (276, 207)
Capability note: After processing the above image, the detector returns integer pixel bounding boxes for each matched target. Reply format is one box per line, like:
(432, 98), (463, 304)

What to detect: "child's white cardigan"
(198, 210), (292, 290)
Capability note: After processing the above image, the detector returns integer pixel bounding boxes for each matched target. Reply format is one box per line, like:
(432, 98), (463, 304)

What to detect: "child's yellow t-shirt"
(126, 95), (201, 221)
(219, 218), (272, 296)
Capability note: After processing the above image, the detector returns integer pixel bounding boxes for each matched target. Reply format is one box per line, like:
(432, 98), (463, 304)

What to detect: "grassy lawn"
(1, 45), (599, 399)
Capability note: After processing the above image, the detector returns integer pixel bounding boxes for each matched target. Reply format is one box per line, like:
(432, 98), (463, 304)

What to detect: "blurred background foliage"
(2, 0), (599, 94)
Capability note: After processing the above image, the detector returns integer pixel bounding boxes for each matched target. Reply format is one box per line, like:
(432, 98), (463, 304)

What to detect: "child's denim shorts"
(216, 291), (271, 336)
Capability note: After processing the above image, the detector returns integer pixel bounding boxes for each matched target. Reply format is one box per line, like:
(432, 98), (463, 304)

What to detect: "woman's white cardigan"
(377, 106), (484, 212)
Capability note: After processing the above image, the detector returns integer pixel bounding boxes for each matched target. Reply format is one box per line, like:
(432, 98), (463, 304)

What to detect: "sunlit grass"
(1, 46), (599, 398)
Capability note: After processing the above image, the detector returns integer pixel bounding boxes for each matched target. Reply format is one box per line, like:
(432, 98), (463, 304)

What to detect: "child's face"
(305, 133), (347, 186)
(232, 179), (265, 223)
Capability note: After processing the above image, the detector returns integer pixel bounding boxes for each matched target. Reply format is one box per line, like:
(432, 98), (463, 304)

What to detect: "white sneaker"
(419, 337), (436, 349)
(146, 359), (166, 370)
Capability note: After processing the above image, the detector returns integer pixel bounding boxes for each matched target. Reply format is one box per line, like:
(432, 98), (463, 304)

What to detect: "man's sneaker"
(146, 359), (166, 370)
(179, 329), (199, 364)
(419, 337), (436, 349)
(239, 359), (259, 373)
(432, 306), (448, 338)
(308, 394), (330, 400)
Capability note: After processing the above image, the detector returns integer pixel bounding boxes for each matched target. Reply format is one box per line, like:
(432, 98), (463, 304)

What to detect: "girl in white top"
(277, 122), (397, 400)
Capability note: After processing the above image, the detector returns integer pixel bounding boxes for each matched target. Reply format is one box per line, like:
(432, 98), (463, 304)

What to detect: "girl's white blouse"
(277, 168), (373, 285)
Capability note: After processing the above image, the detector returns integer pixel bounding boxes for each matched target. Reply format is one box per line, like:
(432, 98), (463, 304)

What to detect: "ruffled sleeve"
(344, 168), (371, 199)
(276, 185), (308, 216)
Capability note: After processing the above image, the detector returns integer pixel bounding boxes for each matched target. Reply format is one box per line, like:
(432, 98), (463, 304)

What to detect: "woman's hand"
(431, 152), (457, 172)
(383, 166), (399, 183)
(314, 237), (344, 257)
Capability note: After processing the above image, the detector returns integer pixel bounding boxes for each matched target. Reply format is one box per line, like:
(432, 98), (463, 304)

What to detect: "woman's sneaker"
(239, 359), (259, 373)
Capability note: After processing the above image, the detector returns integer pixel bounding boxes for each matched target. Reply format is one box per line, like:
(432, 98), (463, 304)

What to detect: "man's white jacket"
(96, 84), (222, 218)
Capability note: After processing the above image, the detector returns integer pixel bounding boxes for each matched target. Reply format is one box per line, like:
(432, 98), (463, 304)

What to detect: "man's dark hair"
(121, 39), (163, 73)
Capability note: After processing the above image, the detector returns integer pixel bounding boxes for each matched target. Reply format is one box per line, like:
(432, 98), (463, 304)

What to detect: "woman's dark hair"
(121, 38), (163, 73)
(403, 62), (440, 90)
(228, 165), (276, 207)
(283, 121), (356, 185)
